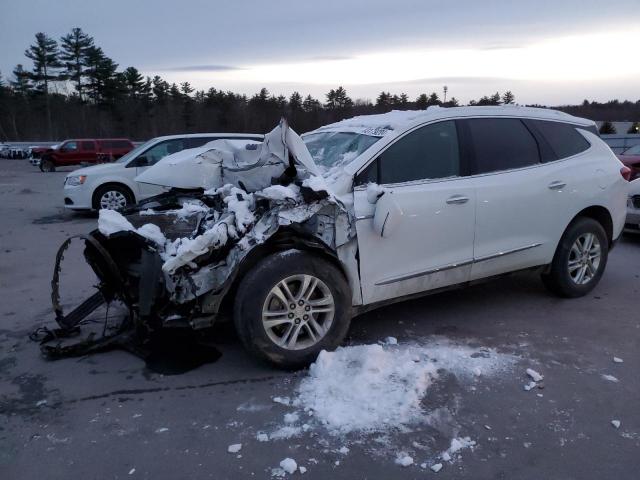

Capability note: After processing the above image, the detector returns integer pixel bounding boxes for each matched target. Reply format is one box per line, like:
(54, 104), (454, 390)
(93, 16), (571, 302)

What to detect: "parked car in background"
(40, 138), (135, 172)
(63, 133), (263, 211)
(617, 144), (640, 181)
(0, 144), (9, 157)
(63, 107), (629, 368)
(626, 178), (640, 232)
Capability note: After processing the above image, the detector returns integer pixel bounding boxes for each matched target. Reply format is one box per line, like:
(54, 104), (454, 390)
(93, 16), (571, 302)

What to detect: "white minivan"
(63, 133), (263, 211)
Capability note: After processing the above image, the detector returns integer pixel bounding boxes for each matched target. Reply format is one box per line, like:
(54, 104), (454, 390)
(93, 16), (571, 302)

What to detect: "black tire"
(233, 249), (352, 369)
(40, 156), (55, 172)
(92, 184), (134, 211)
(541, 217), (608, 298)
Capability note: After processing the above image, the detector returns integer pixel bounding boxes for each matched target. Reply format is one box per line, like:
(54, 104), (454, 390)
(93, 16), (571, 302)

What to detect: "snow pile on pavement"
(297, 343), (437, 434)
(294, 337), (517, 435)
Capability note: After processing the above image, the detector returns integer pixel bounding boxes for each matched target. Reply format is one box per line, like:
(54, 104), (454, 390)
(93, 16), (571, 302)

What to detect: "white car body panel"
(63, 133), (263, 210)
(353, 177), (476, 304)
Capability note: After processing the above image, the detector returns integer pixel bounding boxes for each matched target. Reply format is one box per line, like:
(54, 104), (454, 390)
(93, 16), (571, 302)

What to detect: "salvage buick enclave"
(49, 107), (628, 368)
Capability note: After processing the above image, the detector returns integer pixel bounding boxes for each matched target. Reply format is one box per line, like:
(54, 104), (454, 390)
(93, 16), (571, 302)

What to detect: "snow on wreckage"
(39, 119), (355, 360)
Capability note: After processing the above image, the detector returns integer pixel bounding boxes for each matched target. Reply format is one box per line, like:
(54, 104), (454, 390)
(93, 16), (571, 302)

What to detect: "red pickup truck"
(40, 138), (135, 172)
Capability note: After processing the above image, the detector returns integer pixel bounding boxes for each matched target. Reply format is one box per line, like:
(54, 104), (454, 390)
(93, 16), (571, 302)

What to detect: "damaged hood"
(135, 119), (320, 191)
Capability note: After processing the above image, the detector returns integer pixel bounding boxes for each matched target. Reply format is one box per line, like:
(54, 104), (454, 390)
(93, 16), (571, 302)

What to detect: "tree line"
(0, 28), (638, 141)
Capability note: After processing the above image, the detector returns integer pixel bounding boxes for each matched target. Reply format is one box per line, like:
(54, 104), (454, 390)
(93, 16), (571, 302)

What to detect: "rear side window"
(376, 120), (460, 184)
(529, 120), (591, 160)
(81, 141), (94, 150)
(465, 118), (540, 174)
(113, 140), (131, 148)
(187, 137), (216, 148)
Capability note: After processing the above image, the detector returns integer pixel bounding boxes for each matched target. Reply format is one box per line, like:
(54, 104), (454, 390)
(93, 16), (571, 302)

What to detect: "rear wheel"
(233, 249), (351, 369)
(93, 184), (134, 211)
(542, 217), (608, 297)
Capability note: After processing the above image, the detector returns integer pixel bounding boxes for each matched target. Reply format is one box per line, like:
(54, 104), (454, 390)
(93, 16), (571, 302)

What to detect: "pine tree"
(502, 91), (515, 105)
(302, 94), (321, 112)
(24, 32), (61, 138)
(10, 64), (31, 96)
(427, 92), (441, 106)
(122, 67), (144, 98)
(489, 92), (502, 105)
(289, 91), (303, 111)
(415, 93), (428, 110)
(599, 121), (616, 134)
(59, 27), (94, 100)
(83, 46), (119, 105)
(376, 92), (392, 109)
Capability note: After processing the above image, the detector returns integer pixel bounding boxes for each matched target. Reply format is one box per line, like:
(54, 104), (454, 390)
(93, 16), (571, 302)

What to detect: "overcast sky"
(1, 0), (639, 105)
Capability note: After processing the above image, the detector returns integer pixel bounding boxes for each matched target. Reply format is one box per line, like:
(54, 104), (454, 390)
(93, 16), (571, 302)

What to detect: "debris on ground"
(395, 454), (413, 467)
(602, 374), (619, 383)
(431, 463), (443, 473)
(611, 420), (621, 429)
(613, 357), (623, 363)
(279, 458), (297, 474)
(227, 443), (242, 453)
(526, 368), (544, 382)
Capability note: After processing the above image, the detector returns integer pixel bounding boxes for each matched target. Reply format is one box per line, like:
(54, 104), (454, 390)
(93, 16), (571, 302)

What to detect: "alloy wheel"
(261, 274), (335, 350)
(567, 232), (601, 285)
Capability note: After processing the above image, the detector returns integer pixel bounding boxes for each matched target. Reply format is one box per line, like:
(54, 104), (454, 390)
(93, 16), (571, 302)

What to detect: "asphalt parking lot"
(1, 159), (639, 479)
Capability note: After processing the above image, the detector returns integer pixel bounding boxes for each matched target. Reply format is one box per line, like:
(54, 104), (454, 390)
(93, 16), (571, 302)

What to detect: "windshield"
(303, 132), (381, 169)
(116, 139), (155, 164)
(623, 144), (640, 156)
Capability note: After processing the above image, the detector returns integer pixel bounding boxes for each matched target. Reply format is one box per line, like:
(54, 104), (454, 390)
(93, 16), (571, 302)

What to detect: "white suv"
(63, 133), (263, 211)
(57, 107), (629, 368)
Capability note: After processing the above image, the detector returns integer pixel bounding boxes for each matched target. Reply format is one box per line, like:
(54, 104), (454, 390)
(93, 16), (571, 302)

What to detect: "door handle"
(548, 181), (566, 190)
(446, 195), (469, 205)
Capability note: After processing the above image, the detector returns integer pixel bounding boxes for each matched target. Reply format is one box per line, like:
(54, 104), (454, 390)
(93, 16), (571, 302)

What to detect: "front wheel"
(233, 249), (352, 369)
(40, 157), (55, 172)
(542, 217), (608, 297)
(93, 184), (133, 211)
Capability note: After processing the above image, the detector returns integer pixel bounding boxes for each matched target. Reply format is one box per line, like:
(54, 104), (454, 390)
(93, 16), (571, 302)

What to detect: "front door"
(353, 120), (476, 305)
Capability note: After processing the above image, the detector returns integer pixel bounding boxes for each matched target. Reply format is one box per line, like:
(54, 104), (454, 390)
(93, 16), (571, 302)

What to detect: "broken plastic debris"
(602, 374), (619, 383)
(36, 399), (47, 407)
(524, 381), (537, 391)
(526, 368), (543, 382)
(279, 458), (297, 474)
(227, 443), (242, 453)
(613, 357), (624, 363)
(431, 463), (443, 473)
(128, 468), (136, 475)
(611, 420), (621, 429)
(154, 427), (169, 433)
(256, 433), (269, 442)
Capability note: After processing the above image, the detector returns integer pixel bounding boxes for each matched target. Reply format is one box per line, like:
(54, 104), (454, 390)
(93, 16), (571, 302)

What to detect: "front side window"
(375, 120), (460, 184)
(466, 118), (540, 174)
(530, 120), (590, 160)
(63, 141), (78, 151)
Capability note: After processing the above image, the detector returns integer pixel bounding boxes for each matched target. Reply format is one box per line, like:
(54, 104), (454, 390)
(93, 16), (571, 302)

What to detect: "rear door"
(353, 120), (476, 305)
(462, 117), (559, 280)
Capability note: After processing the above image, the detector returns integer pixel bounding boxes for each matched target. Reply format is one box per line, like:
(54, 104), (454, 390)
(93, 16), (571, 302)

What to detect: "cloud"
(161, 64), (244, 72)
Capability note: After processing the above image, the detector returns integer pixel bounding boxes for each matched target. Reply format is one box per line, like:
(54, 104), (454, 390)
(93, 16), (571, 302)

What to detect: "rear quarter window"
(529, 120), (591, 160)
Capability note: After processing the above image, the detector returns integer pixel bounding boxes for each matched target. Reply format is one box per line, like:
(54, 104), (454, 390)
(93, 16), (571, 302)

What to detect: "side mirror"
(372, 191), (403, 238)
